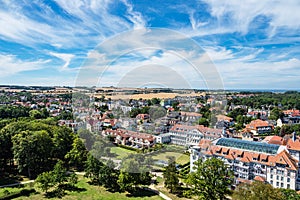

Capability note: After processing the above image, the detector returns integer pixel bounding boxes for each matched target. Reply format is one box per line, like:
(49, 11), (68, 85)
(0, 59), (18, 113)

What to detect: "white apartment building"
(156, 124), (223, 147)
(191, 137), (300, 190)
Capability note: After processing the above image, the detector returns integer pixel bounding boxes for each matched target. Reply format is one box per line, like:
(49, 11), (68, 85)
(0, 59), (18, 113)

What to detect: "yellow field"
(94, 92), (206, 100)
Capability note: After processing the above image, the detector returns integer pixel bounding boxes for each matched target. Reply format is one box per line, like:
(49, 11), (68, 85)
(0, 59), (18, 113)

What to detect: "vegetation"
(35, 160), (78, 197)
(128, 106), (150, 118)
(1, 176), (162, 200)
(163, 157), (180, 193)
(232, 181), (300, 200)
(0, 118), (85, 180)
(228, 91), (300, 110)
(186, 157), (233, 200)
(0, 106), (30, 119)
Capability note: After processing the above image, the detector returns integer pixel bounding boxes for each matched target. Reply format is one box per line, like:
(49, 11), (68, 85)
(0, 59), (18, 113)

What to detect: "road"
(0, 180), (34, 188)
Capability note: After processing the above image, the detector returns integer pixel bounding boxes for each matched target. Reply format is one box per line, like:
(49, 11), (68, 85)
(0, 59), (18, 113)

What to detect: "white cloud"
(49, 52), (75, 71)
(188, 10), (209, 30)
(0, 54), (50, 77)
(121, 0), (146, 29)
(183, 0), (300, 37)
(0, 0), (141, 48)
(205, 47), (300, 89)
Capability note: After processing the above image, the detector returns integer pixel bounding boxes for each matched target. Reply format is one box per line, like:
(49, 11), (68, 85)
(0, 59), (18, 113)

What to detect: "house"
(263, 133), (300, 164)
(191, 137), (300, 190)
(215, 114), (234, 129)
(157, 124), (223, 147)
(102, 129), (155, 148)
(136, 113), (150, 123)
(245, 119), (274, 135)
(156, 133), (171, 144)
(247, 110), (268, 120)
(283, 109), (300, 125)
(179, 111), (202, 124)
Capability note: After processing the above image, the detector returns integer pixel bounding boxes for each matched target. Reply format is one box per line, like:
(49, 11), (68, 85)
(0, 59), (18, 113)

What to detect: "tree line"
(0, 118), (87, 179)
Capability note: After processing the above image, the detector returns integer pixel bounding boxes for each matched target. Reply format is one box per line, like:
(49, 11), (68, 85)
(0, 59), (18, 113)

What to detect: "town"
(1, 85), (300, 199)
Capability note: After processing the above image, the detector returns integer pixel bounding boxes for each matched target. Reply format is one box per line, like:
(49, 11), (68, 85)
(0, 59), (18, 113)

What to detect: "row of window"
(270, 181), (290, 188)
(270, 174), (291, 182)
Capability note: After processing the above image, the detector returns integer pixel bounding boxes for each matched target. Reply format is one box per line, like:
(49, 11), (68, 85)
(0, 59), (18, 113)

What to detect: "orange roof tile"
(273, 150), (298, 171)
(287, 139), (300, 151)
(254, 176), (266, 182)
(246, 119), (273, 130)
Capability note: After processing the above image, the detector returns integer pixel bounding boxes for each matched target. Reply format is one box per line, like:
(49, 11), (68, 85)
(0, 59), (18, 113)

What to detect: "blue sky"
(0, 0), (300, 90)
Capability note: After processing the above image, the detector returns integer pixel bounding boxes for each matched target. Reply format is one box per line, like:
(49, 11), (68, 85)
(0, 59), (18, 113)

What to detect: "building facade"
(191, 138), (300, 190)
(157, 124), (223, 147)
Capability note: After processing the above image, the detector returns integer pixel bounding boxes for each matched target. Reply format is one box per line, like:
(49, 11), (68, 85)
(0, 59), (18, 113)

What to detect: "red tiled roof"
(287, 139), (300, 151)
(254, 176), (266, 182)
(263, 136), (284, 145)
(180, 111), (202, 117)
(246, 119), (273, 130)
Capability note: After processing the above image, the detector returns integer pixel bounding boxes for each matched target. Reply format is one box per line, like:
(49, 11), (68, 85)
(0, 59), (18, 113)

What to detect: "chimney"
(292, 131), (297, 142)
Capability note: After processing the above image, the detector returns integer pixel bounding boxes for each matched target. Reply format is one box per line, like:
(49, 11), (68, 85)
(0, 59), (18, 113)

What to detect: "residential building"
(191, 137), (300, 190)
(102, 129), (155, 148)
(157, 124), (223, 147)
(179, 111), (202, 124)
(245, 119), (274, 135)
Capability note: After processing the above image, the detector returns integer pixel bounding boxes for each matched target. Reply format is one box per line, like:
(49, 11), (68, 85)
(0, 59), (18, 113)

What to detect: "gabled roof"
(270, 150), (298, 171)
(246, 119), (273, 130)
(287, 139), (300, 151)
(263, 136), (284, 145)
(254, 176), (266, 182)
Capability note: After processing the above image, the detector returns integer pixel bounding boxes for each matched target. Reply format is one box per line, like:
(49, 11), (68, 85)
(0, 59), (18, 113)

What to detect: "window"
(277, 175), (279, 180)
(281, 183), (283, 188)
(271, 180), (273, 184)
(281, 177), (284, 181)
(288, 178), (290, 182)
(276, 182), (279, 186)
(287, 184), (290, 189)
(271, 174), (273, 179)
(288, 171), (291, 176)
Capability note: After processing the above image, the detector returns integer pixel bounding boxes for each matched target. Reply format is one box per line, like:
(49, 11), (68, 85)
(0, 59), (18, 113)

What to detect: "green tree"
(187, 157), (233, 200)
(269, 107), (284, 120)
(84, 154), (103, 184)
(118, 155), (151, 192)
(198, 117), (209, 127)
(12, 130), (53, 179)
(163, 157), (179, 193)
(29, 110), (43, 119)
(280, 188), (300, 200)
(99, 159), (120, 191)
(52, 160), (68, 188)
(52, 126), (75, 160)
(78, 128), (95, 151)
(65, 137), (88, 171)
(118, 171), (134, 192)
(36, 160), (78, 195)
(69, 173), (78, 187)
(233, 181), (283, 200)
(35, 171), (54, 193)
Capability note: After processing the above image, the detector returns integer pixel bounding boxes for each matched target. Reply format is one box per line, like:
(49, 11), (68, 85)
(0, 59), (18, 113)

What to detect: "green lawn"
(10, 176), (162, 200)
(110, 146), (136, 159)
(151, 152), (190, 165)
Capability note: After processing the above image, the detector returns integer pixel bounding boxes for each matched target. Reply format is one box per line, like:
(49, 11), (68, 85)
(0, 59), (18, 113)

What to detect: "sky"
(0, 0), (300, 90)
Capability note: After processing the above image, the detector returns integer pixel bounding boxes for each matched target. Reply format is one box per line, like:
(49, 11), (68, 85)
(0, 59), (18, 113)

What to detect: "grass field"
(151, 152), (190, 165)
(109, 146), (190, 166)
(7, 176), (163, 200)
(110, 146), (136, 159)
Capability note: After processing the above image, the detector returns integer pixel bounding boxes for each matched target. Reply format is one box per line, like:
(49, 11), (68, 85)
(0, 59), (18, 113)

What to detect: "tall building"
(156, 124), (223, 147)
(191, 137), (300, 190)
